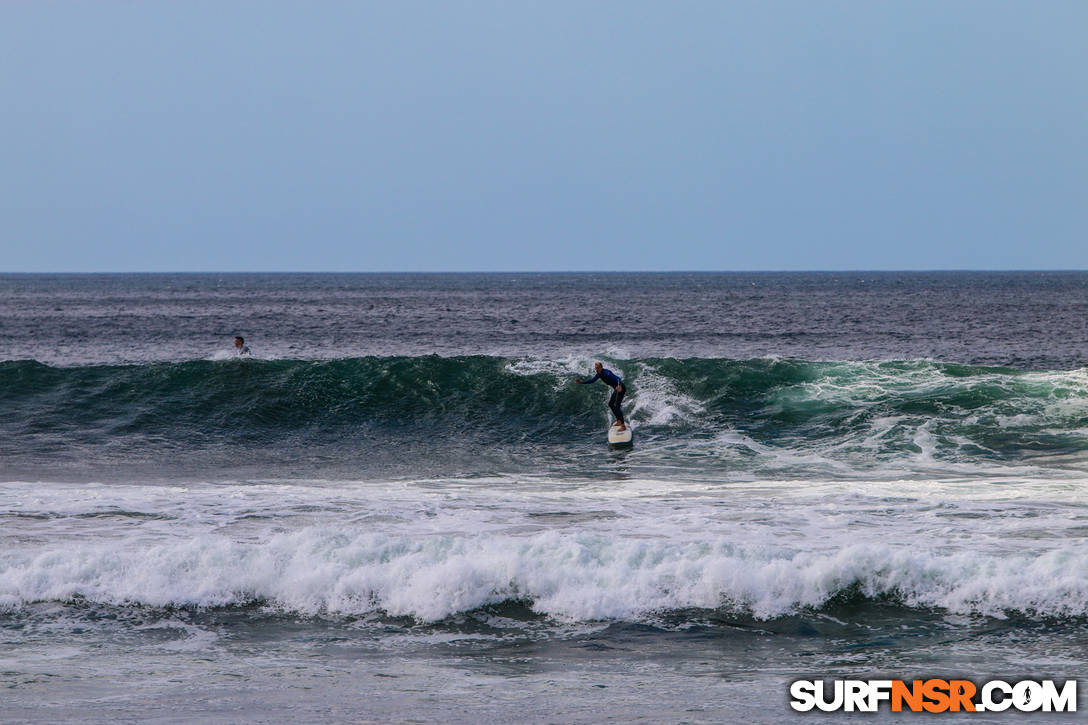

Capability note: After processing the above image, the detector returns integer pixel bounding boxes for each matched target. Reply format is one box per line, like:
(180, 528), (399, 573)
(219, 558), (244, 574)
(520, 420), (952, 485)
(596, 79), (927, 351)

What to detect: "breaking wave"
(3, 527), (1087, 621)
(4, 356), (1088, 477)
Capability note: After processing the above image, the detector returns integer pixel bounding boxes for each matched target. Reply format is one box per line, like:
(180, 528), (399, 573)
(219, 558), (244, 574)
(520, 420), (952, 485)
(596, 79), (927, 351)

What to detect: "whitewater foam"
(4, 528), (1087, 621)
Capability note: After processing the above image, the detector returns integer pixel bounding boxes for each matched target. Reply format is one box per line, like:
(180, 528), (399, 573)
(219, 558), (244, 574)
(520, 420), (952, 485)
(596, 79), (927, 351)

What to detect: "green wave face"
(3, 356), (1088, 479)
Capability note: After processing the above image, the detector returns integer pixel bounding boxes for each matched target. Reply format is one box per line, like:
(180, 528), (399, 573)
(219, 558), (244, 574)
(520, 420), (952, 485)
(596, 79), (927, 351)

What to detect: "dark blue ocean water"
(2, 273), (1086, 723)
(4, 271), (1087, 368)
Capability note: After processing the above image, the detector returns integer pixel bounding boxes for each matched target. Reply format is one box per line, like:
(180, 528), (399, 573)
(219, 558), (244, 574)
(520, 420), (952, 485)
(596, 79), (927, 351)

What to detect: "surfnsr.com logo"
(790, 679), (1077, 713)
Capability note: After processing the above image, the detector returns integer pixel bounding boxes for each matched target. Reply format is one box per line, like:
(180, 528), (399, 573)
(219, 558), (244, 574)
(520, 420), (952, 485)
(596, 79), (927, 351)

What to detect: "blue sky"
(2, 1), (1085, 272)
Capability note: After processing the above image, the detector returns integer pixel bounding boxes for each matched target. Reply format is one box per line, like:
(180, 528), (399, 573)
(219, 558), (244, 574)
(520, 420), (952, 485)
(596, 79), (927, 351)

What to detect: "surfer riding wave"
(577, 362), (626, 432)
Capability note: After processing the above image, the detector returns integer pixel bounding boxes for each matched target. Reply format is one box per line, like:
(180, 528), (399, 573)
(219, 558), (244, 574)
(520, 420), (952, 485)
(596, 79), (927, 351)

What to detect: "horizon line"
(2, 269), (1088, 275)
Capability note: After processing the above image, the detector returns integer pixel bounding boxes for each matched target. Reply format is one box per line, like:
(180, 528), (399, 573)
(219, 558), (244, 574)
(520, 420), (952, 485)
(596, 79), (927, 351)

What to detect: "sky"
(2, 1), (1086, 272)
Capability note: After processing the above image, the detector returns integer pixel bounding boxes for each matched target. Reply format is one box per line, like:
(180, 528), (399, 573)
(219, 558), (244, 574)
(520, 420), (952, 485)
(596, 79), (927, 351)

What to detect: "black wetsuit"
(579, 368), (626, 425)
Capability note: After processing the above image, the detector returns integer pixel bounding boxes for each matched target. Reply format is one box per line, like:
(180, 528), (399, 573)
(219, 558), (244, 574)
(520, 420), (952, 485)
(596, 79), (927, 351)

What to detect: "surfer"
(233, 336), (251, 356)
(577, 362), (626, 431)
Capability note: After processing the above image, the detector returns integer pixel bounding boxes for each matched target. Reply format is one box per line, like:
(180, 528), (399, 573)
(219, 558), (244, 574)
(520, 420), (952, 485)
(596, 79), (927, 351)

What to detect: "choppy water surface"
(2, 273), (1087, 723)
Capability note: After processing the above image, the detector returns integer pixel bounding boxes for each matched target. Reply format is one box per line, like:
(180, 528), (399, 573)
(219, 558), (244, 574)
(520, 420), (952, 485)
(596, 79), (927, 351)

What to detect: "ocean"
(2, 272), (1086, 723)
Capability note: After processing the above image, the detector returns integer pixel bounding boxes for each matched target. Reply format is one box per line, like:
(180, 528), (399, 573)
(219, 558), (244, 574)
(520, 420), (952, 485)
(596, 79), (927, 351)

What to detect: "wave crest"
(3, 357), (1088, 475)
(3, 528), (1086, 621)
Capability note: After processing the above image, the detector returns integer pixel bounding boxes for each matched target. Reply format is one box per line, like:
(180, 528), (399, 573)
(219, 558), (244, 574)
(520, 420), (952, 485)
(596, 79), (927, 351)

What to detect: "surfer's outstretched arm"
(577, 373), (600, 385)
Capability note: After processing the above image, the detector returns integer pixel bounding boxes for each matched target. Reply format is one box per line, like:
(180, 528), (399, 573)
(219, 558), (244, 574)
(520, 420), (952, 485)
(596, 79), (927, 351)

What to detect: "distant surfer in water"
(577, 362), (626, 431)
(233, 336), (251, 356)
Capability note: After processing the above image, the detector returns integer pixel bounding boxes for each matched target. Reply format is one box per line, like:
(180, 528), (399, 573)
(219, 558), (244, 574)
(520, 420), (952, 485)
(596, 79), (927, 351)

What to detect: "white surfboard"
(607, 422), (633, 445)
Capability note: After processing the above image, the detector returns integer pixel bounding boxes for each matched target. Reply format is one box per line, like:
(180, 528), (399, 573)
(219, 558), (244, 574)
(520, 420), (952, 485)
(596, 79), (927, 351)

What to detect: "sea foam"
(3, 528), (1086, 621)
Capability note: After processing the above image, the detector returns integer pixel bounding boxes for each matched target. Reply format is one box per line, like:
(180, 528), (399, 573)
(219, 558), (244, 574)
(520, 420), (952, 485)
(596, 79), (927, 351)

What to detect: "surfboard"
(607, 422), (633, 445)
